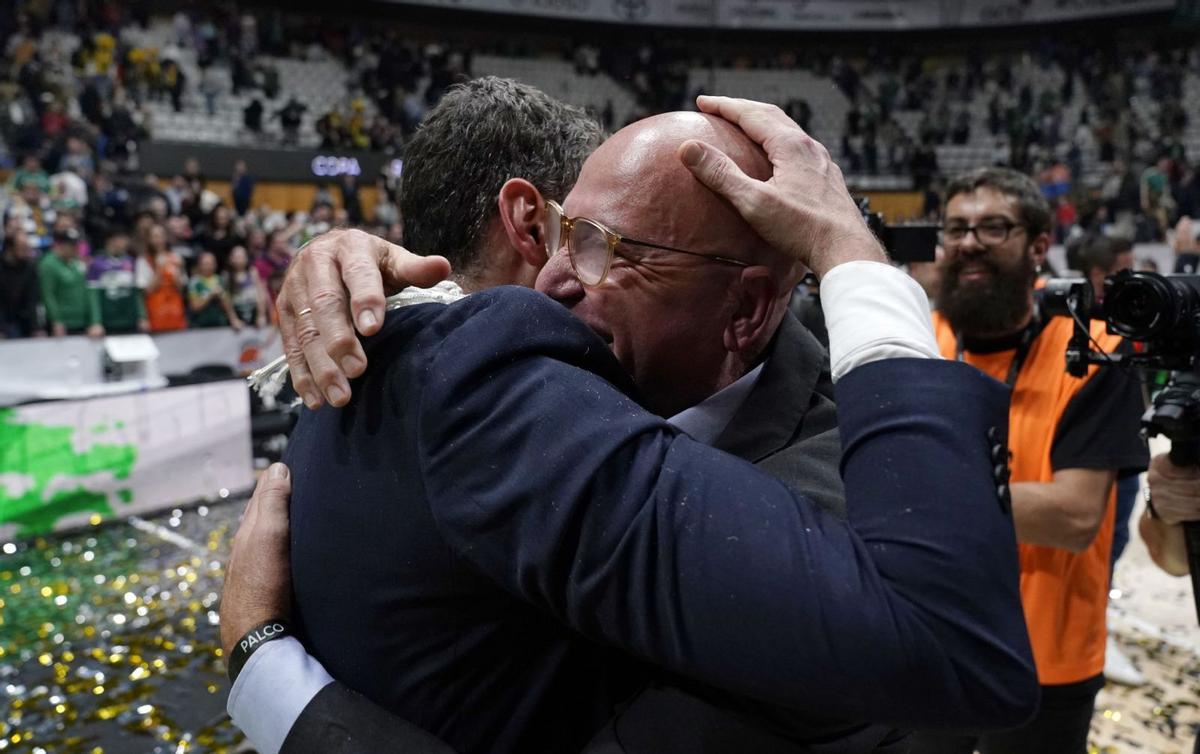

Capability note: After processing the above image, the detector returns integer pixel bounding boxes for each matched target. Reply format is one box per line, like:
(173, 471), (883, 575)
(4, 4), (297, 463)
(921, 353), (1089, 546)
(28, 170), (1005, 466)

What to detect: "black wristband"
(227, 618), (292, 684)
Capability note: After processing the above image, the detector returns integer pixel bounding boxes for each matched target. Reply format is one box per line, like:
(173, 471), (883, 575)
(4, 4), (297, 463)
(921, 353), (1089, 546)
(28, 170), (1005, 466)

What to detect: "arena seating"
(55, 11), (1189, 193)
(472, 54), (639, 128)
(121, 21), (375, 148)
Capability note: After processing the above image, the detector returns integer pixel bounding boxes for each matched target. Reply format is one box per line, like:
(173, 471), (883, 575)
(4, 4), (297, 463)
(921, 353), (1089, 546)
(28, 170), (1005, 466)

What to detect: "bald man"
(224, 99), (1035, 753)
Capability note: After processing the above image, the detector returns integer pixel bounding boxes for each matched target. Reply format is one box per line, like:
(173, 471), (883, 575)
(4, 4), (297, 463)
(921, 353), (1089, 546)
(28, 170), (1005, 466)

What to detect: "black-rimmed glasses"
(940, 219), (1028, 246)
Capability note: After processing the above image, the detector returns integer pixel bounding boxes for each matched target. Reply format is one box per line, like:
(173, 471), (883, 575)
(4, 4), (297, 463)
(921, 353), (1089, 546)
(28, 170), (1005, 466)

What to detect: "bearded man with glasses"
(909, 168), (1148, 754)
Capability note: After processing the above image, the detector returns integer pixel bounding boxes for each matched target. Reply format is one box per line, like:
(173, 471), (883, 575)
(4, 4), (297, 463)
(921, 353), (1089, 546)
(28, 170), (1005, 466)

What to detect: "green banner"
(0, 383), (253, 538)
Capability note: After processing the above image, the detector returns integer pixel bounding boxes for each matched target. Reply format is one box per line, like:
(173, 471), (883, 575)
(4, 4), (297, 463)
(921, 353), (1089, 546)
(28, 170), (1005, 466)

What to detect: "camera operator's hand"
(220, 463), (294, 658)
(277, 229), (451, 409)
(1140, 453), (1200, 576)
(1146, 452), (1200, 526)
(678, 95), (886, 278)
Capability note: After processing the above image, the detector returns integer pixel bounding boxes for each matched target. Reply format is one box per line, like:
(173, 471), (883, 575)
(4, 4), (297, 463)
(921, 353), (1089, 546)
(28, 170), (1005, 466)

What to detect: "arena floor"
(3, 466), (1199, 754)
(1, 499), (243, 753)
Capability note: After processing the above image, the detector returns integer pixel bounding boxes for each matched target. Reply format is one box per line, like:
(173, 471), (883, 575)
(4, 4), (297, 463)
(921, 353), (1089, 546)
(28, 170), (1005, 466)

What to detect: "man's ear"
(1030, 231), (1051, 269)
(497, 178), (547, 268)
(723, 266), (782, 356)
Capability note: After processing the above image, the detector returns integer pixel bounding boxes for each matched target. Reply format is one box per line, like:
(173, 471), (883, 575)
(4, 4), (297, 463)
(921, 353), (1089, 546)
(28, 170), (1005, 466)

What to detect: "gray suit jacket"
(716, 312), (844, 517)
(283, 313), (871, 754)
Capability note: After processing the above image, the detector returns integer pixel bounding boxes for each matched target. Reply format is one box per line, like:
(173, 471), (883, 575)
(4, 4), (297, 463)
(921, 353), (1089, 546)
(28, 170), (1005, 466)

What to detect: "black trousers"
(907, 675), (1104, 754)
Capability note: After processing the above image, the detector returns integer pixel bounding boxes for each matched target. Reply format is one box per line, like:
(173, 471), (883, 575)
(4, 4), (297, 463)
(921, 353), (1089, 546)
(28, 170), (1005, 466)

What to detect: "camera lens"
(1104, 273), (1174, 339)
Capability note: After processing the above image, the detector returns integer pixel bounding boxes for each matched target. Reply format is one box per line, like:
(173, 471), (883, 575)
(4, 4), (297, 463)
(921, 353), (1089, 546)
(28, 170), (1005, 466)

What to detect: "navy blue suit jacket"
(286, 286), (1037, 754)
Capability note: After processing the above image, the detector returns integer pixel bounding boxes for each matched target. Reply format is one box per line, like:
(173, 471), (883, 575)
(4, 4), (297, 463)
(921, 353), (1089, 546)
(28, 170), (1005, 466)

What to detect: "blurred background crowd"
(2, 0), (1200, 344)
(1, 2), (1200, 753)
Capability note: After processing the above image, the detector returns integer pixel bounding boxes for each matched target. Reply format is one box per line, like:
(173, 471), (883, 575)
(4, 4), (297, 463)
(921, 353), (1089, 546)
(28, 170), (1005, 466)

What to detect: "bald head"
(537, 110), (807, 416)
(572, 112), (783, 270)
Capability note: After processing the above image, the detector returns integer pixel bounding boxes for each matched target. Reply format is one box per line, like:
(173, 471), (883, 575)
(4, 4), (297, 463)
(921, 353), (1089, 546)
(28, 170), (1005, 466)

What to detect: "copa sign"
(311, 155), (363, 178)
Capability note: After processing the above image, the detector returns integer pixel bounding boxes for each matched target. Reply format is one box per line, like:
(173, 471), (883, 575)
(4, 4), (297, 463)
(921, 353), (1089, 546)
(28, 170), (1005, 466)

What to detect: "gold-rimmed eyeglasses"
(543, 199), (751, 286)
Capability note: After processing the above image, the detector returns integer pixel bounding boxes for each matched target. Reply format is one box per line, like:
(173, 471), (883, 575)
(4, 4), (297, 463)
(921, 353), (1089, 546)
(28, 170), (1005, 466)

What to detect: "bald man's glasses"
(543, 200), (750, 287)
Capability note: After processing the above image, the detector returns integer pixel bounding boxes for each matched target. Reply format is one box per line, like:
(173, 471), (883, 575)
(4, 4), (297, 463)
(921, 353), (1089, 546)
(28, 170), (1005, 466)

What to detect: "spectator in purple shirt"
(87, 227), (148, 335)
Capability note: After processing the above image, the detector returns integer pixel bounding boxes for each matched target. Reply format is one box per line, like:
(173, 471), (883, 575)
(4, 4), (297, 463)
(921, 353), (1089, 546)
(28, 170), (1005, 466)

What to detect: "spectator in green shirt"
(87, 228), (149, 336)
(188, 251), (242, 329)
(10, 154), (51, 196)
(38, 228), (93, 336)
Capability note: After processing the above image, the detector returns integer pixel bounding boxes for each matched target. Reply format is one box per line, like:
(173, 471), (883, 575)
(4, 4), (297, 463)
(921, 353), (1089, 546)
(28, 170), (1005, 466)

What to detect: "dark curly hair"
(399, 77), (604, 280)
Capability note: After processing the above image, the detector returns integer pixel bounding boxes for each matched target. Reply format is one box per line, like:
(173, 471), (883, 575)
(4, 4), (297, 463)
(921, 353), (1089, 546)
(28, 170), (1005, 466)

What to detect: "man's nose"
(535, 245), (585, 305)
(956, 230), (988, 256)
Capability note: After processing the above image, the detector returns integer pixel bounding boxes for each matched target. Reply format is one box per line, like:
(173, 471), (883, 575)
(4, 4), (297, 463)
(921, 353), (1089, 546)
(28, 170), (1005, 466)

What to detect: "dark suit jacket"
(280, 310), (847, 754)
(282, 287), (1036, 754)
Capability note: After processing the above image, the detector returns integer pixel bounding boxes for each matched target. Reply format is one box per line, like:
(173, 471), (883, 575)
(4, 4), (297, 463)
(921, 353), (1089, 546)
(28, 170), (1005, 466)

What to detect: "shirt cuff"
(820, 260), (941, 382)
(227, 636), (334, 754)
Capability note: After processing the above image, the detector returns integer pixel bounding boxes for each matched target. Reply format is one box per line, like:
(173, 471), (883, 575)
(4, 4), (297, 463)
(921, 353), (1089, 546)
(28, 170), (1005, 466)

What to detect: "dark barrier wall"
(141, 140), (403, 183)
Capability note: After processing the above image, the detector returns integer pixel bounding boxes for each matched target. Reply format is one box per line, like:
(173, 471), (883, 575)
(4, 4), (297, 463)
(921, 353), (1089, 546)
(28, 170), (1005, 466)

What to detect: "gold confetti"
(6, 498), (349, 751)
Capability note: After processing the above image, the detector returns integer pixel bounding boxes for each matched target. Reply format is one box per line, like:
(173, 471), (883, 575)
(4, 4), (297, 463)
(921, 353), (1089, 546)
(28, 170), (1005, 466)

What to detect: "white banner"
(0, 381), (253, 539)
(389, 0), (1175, 28)
(0, 326), (282, 406)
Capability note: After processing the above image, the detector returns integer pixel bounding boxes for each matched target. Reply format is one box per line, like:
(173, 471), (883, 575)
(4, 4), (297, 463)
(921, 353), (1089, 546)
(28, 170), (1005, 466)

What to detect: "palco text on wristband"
(227, 618), (292, 683)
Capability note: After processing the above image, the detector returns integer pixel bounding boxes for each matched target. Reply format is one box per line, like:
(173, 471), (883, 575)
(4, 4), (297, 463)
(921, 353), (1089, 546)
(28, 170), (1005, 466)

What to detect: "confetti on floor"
(5, 471), (1200, 753)
(2, 500), (245, 753)
(1092, 475), (1200, 754)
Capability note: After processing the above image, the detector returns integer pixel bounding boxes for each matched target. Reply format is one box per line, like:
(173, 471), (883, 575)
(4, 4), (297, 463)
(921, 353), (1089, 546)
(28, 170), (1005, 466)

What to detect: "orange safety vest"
(933, 311), (1120, 685)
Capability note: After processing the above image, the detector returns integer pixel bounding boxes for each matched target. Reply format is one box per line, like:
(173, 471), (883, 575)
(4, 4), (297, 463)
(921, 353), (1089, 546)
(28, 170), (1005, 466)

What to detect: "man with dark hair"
(275, 98), (307, 147)
(912, 167), (1148, 754)
(39, 228), (91, 336)
(274, 77), (604, 407)
(399, 76), (604, 286)
(1074, 232), (1144, 686)
(1078, 235), (1134, 301)
(0, 225), (40, 338)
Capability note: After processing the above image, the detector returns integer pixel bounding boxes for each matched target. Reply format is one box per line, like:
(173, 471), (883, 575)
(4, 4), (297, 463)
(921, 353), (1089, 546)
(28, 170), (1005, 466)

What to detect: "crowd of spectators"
(5, 2), (1197, 204)
(651, 39), (1196, 244)
(0, 146), (403, 339)
(558, 35), (1200, 243)
(315, 97), (403, 153)
(1, 2), (1198, 341)
(1, 16), (151, 175)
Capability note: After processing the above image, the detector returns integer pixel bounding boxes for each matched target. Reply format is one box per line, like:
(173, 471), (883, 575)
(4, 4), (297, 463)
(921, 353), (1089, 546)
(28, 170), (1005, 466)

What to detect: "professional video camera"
(857, 197), (938, 264)
(1043, 269), (1200, 621)
(1042, 270), (1200, 375)
(789, 199), (939, 346)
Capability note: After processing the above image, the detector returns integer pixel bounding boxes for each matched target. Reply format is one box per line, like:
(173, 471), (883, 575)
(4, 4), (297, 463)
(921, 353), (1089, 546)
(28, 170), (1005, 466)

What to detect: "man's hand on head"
(277, 228), (451, 409)
(678, 95), (886, 278)
(220, 463), (295, 659)
(1147, 452), (1200, 526)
